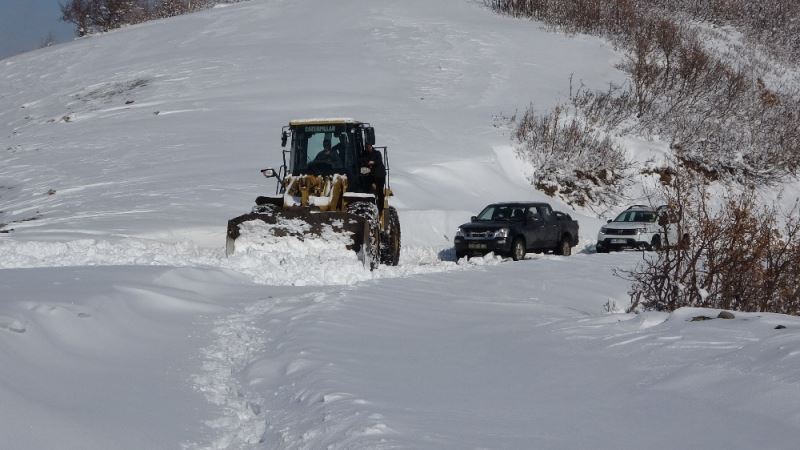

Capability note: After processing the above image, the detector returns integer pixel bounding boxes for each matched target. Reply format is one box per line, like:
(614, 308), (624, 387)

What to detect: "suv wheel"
(511, 238), (526, 261)
(651, 235), (662, 251)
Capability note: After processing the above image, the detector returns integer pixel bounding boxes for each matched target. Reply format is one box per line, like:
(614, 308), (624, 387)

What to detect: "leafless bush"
(486, 0), (800, 61)
(489, 0), (800, 315)
(645, 0), (800, 62)
(569, 83), (634, 130)
(623, 171), (800, 315)
(486, 0), (800, 185)
(60, 0), (149, 35)
(60, 1), (245, 35)
(513, 104), (631, 207)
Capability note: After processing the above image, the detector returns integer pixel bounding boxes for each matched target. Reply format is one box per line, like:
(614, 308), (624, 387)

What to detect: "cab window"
(536, 205), (553, 219)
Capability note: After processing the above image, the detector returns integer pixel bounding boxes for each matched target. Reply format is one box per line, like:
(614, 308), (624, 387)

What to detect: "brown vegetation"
(487, 0), (800, 186)
(622, 171), (800, 315)
(512, 104), (631, 208)
(488, 1), (800, 315)
(60, 1), (245, 36)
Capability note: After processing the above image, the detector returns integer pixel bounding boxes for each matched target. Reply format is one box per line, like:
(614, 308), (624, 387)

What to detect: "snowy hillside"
(1, 1), (799, 449)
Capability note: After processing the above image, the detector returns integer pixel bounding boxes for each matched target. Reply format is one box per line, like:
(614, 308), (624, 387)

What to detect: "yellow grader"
(226, 119), (400, 269)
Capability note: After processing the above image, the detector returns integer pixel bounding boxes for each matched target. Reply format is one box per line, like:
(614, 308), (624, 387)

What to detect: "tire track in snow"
(187, 287), (400, 449)
(187, 290), (346, 449)
(187, 297), (276, 449)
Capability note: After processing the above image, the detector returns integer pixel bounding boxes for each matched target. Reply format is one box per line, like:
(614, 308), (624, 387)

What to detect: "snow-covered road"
(200, 253), (800, 449)
(2, 0), (800, 448)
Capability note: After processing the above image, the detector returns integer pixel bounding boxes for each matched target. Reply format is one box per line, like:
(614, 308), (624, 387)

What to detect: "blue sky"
(0, 0), (76, 60)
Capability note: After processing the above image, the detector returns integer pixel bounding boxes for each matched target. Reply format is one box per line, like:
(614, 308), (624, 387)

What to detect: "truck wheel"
(555, 238), (571, 256)
(511, 237), (526, 261)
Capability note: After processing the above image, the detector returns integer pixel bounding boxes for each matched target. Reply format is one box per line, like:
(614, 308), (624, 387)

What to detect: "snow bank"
(0, 230), (508, 287)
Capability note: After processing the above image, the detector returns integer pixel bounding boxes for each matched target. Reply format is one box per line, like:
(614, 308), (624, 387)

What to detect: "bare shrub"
(155, 0), (190, 18)
(60, 1), (246, 35)
(513, 104), (631, 208)
(487, 0), (800, 61)
(486, 0), (800, 185)
(646, 0), (800, 62)
(653, 18), (681, 85)
(489, 0), (800, 316)
(569, 83), (634, 130)
(623, 170), (800, 315)
(625, 28), (661, 117)
(60, 0), (93, 36)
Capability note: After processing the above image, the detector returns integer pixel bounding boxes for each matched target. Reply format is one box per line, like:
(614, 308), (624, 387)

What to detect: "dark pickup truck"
(454, 202), (580, 260)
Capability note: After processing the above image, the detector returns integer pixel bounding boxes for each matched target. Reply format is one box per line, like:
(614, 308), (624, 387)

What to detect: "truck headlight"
(637, 227), (647, 233)
(600, 226), (608, 234)
(493, 228), (509, 239)
(455, 228), (464, 238)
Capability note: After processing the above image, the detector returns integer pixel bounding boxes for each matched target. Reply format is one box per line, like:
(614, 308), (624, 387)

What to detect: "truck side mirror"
(261, 168), (277, 178)
(607, 219), (612, 223)
(365, 127), (375, 146)
(281, 130), (288, 147)
(470, 216), (477, 222)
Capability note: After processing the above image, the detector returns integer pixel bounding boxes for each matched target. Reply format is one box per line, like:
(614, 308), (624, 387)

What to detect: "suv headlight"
(600, 226), (608, 234)
(493, 228), (509, 239)
(637, 227), (648, 233)
(455, 228), (464, 238)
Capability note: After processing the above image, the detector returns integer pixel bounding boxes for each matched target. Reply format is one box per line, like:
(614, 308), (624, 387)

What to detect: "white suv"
(596, 205), (678, 252)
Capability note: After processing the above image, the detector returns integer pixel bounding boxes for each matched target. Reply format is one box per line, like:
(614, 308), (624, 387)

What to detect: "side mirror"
(470, 216), (477, 222)
(607, 219), (612, 223)
(365, 127), (375, 146)
(261, 168), (277, 178)
(281, 130), (288, 147)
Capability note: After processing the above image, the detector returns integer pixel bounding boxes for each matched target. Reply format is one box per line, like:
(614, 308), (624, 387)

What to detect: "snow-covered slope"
(0, 0), (621, 250)
(1, 1), (799, 449)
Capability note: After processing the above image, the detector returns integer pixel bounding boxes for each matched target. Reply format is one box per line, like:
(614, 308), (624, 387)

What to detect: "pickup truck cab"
(454, 202), (579, 260)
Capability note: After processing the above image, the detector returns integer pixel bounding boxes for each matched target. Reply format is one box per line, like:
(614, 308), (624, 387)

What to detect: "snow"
(1, 0), (799, 448)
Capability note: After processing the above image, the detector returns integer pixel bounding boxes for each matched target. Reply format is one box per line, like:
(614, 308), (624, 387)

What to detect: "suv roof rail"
(626, 204), (651, 210)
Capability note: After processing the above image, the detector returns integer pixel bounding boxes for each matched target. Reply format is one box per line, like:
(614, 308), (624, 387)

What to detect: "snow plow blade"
(225, 208), (369, 260)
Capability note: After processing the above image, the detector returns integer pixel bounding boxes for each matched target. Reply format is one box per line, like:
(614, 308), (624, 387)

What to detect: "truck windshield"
(291, 125), (355, 175)
(476, 204), (526, 221)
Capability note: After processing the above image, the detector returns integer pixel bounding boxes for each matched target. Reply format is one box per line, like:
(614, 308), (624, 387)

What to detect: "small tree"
(60, 0), (93, 36)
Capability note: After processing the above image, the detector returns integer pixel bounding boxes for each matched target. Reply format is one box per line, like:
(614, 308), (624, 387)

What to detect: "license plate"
(611, 239), (627, 244)
(468, 243), (487, 249)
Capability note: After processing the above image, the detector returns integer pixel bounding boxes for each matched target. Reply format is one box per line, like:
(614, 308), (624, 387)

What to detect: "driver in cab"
(313, 139), (342, 167)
